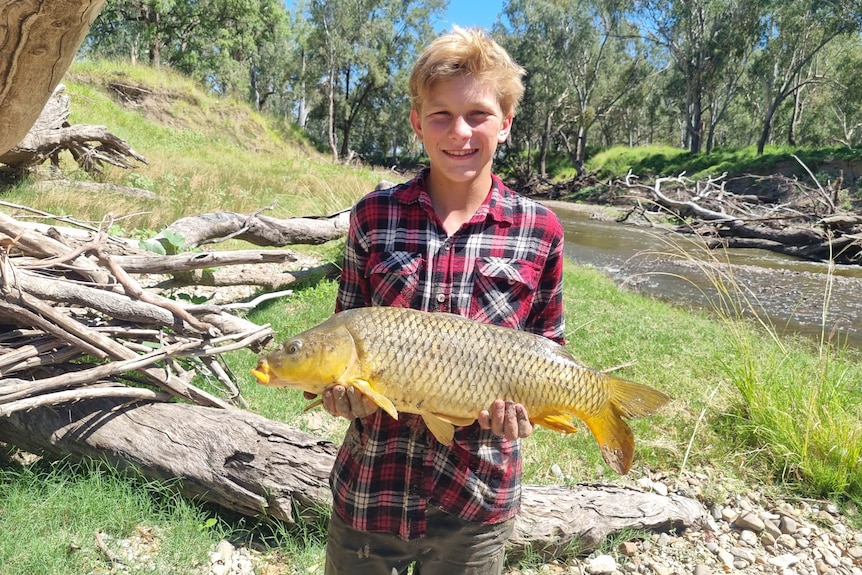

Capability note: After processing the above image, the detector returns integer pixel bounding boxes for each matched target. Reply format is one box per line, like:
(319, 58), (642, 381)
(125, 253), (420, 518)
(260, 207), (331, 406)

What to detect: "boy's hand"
(478, 400), (533, 440)
(304, 386), (378, 419)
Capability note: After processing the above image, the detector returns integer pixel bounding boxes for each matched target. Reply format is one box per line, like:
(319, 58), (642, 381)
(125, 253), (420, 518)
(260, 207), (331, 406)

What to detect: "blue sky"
(433, 0), (505, 31)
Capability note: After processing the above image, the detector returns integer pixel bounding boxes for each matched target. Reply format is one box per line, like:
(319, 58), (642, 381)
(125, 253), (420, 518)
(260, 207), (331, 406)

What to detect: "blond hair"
(408, 26), (526, 116)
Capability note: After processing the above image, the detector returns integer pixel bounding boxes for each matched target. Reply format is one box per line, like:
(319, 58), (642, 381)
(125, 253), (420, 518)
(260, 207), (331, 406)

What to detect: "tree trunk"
(0, 397), (708, 557)
(0, 0), (106, 155)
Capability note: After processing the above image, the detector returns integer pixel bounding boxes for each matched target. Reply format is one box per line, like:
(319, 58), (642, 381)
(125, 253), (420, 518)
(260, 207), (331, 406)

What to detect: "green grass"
(0, 458), (218, 574)
(584, 143), (862, 184)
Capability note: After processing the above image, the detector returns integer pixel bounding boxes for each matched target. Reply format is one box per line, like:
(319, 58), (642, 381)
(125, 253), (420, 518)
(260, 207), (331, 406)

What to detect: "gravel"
(505, 467), (862, 575)
(95, 465), (859, 574)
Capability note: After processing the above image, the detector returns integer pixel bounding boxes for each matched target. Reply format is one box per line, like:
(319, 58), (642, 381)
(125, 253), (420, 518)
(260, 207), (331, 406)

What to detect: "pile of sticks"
(0, 206), (287, 418)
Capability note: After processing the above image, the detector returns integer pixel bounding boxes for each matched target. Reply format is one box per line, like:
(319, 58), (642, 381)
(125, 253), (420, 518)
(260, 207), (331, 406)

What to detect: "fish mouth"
(250, 363), (272, 385)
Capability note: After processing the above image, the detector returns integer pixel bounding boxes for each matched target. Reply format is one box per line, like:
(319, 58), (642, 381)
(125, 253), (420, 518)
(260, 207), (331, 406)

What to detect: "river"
(545, 201), (862, 352)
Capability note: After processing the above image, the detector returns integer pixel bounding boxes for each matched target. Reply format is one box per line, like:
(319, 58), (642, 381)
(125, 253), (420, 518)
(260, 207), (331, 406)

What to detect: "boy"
(314, 26), (566, 575)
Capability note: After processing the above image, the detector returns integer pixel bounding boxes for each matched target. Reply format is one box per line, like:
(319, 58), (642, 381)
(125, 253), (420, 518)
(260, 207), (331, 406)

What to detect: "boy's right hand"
(304, 386), (378, 419)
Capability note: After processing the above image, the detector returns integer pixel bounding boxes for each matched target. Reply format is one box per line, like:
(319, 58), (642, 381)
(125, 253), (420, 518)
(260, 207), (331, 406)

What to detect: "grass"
(584, 143), (862, 186)
(0, 458), (220, 574)
(2, 58), (861, 573)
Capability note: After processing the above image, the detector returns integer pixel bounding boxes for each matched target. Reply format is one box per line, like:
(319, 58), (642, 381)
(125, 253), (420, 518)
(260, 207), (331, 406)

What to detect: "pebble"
(586, 554), (617, 574)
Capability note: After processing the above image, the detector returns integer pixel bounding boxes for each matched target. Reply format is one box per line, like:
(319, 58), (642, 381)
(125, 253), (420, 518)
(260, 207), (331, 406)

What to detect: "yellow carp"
(251, 306), (669, 474)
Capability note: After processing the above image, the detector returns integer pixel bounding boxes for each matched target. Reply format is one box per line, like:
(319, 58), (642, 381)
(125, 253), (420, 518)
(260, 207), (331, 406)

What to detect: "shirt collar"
(392, 168), (515, 226)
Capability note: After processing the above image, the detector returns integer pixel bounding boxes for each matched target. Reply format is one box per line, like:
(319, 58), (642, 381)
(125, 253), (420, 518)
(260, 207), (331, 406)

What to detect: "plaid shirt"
(332, 168), (566, 540)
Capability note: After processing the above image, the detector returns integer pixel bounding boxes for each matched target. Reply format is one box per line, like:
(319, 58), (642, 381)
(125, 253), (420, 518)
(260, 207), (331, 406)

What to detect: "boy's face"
(410, 75), (513, 189)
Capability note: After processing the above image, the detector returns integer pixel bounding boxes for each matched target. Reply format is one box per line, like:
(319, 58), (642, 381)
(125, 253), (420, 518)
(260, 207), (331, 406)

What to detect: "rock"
(734, 511), (766, 532)
(780, 516), (800, 534)
(769, 553), (801, 569)
(586, 554), (617, 574)
(618, 542), (638, 557)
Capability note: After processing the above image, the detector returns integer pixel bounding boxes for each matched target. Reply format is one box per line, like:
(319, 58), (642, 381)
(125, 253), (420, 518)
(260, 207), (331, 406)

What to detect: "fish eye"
(286, 339), (302, 355)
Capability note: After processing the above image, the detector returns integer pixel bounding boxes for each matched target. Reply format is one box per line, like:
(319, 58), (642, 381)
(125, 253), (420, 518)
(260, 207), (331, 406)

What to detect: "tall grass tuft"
(634, 229), (862, 503)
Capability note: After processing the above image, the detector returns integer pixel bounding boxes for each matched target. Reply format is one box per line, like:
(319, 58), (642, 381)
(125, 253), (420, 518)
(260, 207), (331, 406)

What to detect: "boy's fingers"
(514, 404), (533, 438)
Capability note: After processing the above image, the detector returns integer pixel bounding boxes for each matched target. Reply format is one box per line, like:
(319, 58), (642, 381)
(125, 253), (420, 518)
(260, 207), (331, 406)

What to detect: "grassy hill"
(6, 59), (384, 235)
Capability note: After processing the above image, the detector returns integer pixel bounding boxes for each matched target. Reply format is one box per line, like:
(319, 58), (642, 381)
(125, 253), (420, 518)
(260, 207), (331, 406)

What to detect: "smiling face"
(410, 74), (513, 194)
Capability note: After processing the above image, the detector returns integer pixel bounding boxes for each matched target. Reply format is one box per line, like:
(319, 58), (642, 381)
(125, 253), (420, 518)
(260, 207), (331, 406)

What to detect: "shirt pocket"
(366, 251), (423, 308)
(469, 257), (541, 329)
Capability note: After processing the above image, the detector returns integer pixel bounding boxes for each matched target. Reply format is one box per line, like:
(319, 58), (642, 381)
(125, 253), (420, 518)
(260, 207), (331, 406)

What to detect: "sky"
(433, 0), (505, 32)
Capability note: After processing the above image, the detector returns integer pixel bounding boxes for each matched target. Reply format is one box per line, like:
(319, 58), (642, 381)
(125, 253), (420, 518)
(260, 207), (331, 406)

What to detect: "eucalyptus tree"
(749, 0), (860, 154)
(498, 0), (572, 178)
(633, 0), (765, 153)
(84, 0), (293, 107)
(304, 0), (444, 163)
(84, 0), (177, 67)
(499, 0), (643, 177)
(821, 36), (862, 147)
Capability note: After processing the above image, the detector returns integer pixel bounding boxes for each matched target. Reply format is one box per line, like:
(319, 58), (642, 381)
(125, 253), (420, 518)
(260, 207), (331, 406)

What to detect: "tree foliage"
(81, 0), (862, 168)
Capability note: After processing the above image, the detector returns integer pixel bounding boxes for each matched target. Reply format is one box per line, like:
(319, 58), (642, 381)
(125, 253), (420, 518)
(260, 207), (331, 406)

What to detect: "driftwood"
(622, 171), (862, 265)
(0, 0), (107, 155)
(0, 204), (709, 555)
(0, 84), (147, 175)
(0, 205), (352, 415)
(0, 396), (709, 557)
(161, 209), (351, 249)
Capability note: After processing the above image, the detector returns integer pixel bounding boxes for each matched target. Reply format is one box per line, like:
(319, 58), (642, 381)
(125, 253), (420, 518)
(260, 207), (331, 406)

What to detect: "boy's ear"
(497, 113), (514, 143)
(410, 109), (423, 141)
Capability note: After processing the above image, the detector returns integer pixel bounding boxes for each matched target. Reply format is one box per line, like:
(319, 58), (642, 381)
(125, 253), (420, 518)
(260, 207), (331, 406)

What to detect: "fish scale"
(251, 306), (669, 474)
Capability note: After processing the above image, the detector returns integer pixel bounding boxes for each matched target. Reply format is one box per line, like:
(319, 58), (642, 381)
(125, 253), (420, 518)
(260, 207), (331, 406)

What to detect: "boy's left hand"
(478, 400), (533, 439)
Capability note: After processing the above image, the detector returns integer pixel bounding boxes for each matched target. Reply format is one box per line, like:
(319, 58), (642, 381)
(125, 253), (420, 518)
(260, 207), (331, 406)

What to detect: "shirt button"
(436, 293), (446, 303)
(507, 278), (516, 285)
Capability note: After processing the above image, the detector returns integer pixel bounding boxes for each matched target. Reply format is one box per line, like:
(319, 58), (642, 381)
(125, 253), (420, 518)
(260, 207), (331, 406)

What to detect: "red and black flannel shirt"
(332, 168), (566, 540)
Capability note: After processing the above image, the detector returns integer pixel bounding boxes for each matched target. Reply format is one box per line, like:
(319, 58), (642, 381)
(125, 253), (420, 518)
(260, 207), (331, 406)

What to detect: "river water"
(545, 201), (862, 352)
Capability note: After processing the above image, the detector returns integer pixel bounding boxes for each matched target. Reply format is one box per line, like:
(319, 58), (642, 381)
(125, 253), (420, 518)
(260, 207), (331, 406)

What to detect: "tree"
(750, 0), (860, 154)
(634, 0), (765, 153)
(304, 0), (443, 163)
(500, 0), (644, 177)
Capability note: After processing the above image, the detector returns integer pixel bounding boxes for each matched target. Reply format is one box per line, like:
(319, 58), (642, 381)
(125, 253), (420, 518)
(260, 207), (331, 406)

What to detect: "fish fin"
(430, 413), (475, 427)
(610, 376), (671, 418)
(582, 405), (635, 475)
(582, 373), (669, 475)
(530, 411), (580, 434)
(422, 414), (456, 445)
(350, 379), (399, 420)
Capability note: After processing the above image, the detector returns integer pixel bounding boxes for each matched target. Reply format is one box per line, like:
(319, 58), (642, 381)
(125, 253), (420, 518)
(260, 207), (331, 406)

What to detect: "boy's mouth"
(444, 149), (477, 157)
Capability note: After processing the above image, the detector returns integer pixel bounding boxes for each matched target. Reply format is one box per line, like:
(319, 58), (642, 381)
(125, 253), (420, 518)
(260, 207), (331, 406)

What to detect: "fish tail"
(584, 374), (670, 475)
(609, 375), (670, 419)
(582, 404), (636, 475)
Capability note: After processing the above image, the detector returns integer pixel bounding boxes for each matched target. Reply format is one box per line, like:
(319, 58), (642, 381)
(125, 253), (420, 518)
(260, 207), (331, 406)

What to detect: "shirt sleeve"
(525, 210), (566, 346)
(336, 204), (370, 312)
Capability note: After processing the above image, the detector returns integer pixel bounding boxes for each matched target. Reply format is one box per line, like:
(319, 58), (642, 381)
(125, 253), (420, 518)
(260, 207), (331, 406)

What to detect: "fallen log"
(160, 210), (351, 249)
(0, 397), (709, 557)
(622, 172), (862, 265)
(0, 0), (107, 155)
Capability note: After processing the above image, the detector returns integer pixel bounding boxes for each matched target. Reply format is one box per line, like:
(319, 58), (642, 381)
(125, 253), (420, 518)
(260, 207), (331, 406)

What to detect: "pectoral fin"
(351, 379), (398, 420)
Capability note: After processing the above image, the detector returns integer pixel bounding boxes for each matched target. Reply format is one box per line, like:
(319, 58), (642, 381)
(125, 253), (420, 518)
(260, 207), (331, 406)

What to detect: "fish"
(250, 306), (669, 474)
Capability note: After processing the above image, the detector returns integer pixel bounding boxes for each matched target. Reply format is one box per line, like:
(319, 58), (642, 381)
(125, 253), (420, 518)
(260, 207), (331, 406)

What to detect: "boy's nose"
(449, 115), (472, 138)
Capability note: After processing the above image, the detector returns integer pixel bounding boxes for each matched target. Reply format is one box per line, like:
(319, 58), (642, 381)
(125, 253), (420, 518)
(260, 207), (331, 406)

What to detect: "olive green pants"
(324, 506), (514, 575)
